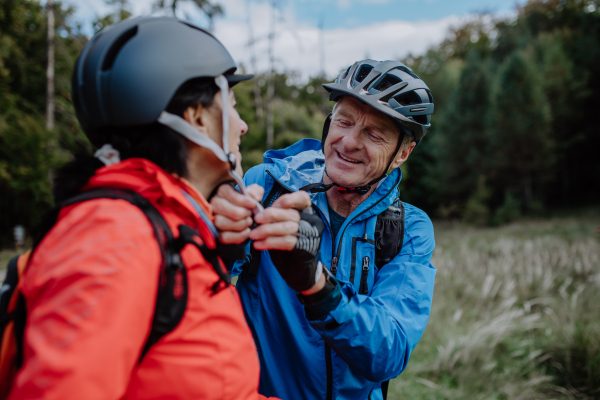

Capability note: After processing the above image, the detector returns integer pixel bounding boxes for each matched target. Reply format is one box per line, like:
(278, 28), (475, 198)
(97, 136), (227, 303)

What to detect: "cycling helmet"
(305, 60), (434, 196)
(72, 17), (260, 209)
(322, 59), (433, 144)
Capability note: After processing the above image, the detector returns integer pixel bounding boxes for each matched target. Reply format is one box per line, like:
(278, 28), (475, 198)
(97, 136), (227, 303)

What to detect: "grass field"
(0, 249), (20, 280)
(2, 210), (598, 398)
(389, 209), (600, 400)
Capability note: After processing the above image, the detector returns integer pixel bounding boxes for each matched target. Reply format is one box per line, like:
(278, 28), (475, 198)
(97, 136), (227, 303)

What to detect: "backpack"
(0, 188), (230, 398)
(245, 181), (405, 400)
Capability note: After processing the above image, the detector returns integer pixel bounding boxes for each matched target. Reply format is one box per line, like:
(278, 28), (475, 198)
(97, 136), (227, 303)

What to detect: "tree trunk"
(245, 0), (264, 130)
(46, 0), (55, 131)
(265, 0), (276, 149)
(319, 18), (329, 113)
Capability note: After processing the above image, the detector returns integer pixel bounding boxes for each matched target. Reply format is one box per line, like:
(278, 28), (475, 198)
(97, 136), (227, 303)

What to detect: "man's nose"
(341, 126), (363, 150)
(240, 119), (249, 136)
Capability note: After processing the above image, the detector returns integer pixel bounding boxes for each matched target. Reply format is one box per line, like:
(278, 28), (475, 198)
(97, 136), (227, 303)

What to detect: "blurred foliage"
(0, 0), (89, 247)
(402, 0), (600, 223)
(236, 73), (328, 172)
(2, 0), (600, 248)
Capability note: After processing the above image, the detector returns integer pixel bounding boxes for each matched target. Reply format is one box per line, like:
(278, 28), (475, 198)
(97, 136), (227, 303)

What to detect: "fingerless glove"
(269, 207), (324, 292)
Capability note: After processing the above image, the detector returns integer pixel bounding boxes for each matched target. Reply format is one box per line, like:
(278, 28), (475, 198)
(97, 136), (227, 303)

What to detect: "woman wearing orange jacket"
(7, 17), (277, 400)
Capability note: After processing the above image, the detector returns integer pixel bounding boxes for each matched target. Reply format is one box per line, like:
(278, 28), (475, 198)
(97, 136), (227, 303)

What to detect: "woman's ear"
(390, 141), (416, 169)
(183, 103), (208, 132)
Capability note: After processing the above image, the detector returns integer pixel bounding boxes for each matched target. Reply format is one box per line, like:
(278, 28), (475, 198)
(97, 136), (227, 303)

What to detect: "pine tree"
(490, 50), (552, 212)
(433, 50), (493, 213)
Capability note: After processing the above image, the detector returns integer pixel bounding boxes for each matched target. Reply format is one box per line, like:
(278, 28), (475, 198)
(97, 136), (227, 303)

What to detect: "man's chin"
(326, 167), (365, 189)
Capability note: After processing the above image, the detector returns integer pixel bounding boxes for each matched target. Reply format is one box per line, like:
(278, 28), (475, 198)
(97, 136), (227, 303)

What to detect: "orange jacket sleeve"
(8, 199), (161, 400)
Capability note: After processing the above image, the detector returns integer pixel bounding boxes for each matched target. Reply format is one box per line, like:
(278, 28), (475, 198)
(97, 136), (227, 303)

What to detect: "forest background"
(0, 0), (599, 398)
(1, 0), (599, 245)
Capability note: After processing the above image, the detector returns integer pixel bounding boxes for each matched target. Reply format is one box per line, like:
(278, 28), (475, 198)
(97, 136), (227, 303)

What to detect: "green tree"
(463, 175), (491, 226)
(0, 0), (87, 247)
(530, 32), (588, 202)
(93, 0), (133, 33)
(433, 50), (493, 213)
(153, 0), (223, 30)
(489, 50), (553, 212)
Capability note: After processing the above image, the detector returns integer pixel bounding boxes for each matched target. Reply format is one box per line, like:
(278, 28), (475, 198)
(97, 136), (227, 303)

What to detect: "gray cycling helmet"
(323, 59), (434, 142)
(72, 16), (251, 143)
(72, 17), (262, 212)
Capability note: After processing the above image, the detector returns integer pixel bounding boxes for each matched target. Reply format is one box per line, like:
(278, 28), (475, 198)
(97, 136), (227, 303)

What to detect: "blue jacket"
(232, 139), (436, 400)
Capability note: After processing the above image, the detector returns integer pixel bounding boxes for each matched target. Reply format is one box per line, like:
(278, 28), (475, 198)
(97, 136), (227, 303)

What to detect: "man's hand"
(247, 191), (324, 293)
(267, 206), (325, 292)
(211, 183), (264, 244)
(250, 191), (312, 251)
(212, 187), (325, 293)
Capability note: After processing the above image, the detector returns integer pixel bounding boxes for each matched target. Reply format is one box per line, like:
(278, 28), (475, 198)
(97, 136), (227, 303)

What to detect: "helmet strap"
(157, 75), (263, 214)
(157, 110), (229, 162)
(214, 75), (232, 163)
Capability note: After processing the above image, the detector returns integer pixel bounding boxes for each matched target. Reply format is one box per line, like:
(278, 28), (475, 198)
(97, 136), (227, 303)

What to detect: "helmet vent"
(394, 91), (421, 106)
(341, 66), (351, 80)
(102, 26), (138, 71)
(374, 75), (402, 91)
(412, 115), (428, 124)
(355, 66), (373, 83)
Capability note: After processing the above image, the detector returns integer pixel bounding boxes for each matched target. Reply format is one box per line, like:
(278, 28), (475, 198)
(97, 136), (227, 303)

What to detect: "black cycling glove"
(269, 206), (325, 292)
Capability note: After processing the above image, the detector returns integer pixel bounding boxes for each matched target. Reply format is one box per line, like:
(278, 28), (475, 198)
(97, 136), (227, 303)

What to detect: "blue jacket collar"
(264, 139), (402, 223)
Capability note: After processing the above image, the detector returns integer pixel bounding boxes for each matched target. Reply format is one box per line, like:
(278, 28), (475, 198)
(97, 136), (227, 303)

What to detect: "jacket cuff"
(300, 276), (342, 320)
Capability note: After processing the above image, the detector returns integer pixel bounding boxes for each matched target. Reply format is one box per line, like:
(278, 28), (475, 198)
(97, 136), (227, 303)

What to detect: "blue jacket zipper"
(359, 257), (370, 294)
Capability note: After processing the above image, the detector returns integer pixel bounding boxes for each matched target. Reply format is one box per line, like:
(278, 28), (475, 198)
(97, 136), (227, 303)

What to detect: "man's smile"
(336, 151), (362, 164)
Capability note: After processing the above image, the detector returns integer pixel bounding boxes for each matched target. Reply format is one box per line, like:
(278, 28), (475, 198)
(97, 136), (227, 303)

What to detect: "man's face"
(324, 96), (401, 188)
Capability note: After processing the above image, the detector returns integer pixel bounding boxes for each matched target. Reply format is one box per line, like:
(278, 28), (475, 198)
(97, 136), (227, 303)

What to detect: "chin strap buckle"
(227, 152), (237, 171)
(336, 185), (370, 195)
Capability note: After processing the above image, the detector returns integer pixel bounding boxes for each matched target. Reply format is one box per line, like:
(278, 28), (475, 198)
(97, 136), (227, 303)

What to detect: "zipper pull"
(360, 257), (369, 294)
(331, 257), (338, 276)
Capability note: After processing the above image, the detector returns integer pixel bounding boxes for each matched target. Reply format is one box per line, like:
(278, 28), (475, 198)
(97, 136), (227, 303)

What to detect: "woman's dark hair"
(53, 78), (219, 203)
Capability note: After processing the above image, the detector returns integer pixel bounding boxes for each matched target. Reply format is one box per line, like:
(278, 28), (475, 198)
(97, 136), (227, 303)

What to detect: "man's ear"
(390, 141), (416, 169)
(183, 103), (208, 133)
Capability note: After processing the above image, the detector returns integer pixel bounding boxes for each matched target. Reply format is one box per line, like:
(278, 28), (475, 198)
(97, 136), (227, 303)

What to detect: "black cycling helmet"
(72, 17), (261, 211)
(323, 59), (434, 144)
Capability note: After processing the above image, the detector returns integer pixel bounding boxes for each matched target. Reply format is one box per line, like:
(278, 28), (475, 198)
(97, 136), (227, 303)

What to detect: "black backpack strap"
(374, 197), (405, 270)
(375, 197), (405, 399)
(381, 380), (390, 400)
(23, 188), (190, 363)
(175, 225), (230, 294)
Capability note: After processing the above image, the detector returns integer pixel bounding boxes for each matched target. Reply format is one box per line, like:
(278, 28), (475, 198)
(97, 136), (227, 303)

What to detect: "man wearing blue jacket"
(211, 59), (436, 400)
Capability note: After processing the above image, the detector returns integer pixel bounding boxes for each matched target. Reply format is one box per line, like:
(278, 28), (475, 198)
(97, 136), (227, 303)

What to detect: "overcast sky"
(60, 0), (523, 80)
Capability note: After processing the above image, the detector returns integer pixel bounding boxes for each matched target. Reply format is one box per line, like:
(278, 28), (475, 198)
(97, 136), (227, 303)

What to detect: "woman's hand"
(250, 191), (312, 251)
(211, 183), (312, 249)
(212, 186), (325, 294)
(211, 183), (264, 244)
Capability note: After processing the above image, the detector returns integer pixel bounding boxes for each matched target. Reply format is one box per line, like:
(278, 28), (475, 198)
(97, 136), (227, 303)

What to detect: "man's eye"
(337, 120), (351, 126)
(368, 131), (382, 141)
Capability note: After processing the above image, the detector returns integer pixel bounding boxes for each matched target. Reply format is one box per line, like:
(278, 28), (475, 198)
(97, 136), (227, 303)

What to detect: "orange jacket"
(8, 159), (276, 400)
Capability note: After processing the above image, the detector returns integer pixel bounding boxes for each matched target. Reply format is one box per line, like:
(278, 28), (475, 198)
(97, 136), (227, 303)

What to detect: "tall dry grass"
(391, 212), (600, 399)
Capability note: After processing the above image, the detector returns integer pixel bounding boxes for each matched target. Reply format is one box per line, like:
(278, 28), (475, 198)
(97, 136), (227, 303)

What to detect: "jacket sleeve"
(8, 199), (161, 400)
(307, 210), (436, 382)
